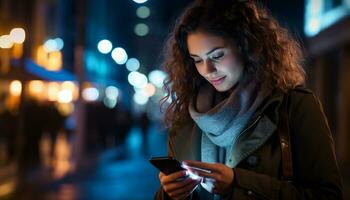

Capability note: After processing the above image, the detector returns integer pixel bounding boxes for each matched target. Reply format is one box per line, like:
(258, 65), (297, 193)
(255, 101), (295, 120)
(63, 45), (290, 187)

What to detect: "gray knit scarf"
(188, 79), (271, 167)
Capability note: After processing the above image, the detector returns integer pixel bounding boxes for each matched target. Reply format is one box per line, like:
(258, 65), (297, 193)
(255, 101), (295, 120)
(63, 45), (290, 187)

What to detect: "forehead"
(187, 31), (227, 55)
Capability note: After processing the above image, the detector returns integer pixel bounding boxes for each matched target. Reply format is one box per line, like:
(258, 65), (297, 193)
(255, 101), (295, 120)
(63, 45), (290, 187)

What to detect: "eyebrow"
(189, 47), (224, 57)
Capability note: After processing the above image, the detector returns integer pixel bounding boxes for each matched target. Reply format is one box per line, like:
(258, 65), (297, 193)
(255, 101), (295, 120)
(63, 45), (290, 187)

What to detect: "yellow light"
(9, 80), (22, 96)
(29, 80), (44, 95)
(52, 131), (72, 179)
(62, 81), (75, 91)
(62, 81), (78, 101)
(47, 82), (60, 101)
(9, 28), (26, 44)
(0, 35), (14, 49)
(47, 51), (62, 71)
(56, 102), (74, 116)
(36, 45), (48, 67)
(0, 179), (16, 197)
(58, 89), (73, 103)
(145, 83), (156, 97)
(12, 43), (23, 59)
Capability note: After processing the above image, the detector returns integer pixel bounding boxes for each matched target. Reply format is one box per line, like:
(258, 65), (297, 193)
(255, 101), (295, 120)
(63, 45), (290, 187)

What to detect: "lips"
(209, 76), (226, 85)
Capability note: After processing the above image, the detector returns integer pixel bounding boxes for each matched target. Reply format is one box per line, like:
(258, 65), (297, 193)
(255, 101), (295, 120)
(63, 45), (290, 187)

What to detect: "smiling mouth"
(209, 76), (226, 85)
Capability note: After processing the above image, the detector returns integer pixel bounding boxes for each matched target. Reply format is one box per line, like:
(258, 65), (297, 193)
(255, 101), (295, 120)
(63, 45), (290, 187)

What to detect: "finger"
(161, 170), (187, 184)
(183, 160), (218, 172)
(159, 172), (165, 179)
(187, 167), (215, 179)
(168, 179), (200, 198)
(164, 177), (195, 193)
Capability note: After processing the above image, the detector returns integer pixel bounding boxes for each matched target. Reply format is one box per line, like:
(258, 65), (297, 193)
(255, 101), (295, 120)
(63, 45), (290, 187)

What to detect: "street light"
(9, 28), (26, 44)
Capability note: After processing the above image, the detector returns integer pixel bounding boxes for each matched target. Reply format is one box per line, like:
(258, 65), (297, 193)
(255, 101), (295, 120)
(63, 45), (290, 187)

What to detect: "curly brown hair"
(161, 0), (306, 133)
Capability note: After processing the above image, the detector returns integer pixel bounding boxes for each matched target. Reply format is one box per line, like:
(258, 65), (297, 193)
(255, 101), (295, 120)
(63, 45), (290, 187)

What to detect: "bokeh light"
(134, 23), (149, 36)
(47, 82), (60, 101)
(55, 38), (64, 51)
(105, 86), (119, 100)
(58, 89), (73, 103)
(133, 92), (149, 105)
(126, 58), (140, 71)
(136, 6), (150, 19)
(82, 87), (99, 101)
(29, 80), (44, 95)
(103, 97), (117, 109)
(44, 39), (57, 52)
(0, 35), (14, 49)
(9, 28), (26, 44)
(144, 83), (156, 97)
(148, 70), (167, 88)
(9, 80), (22, 96)
(97, 39), (113, 54)
(128, 71), (148, 88)
(111, 47), (128, 65)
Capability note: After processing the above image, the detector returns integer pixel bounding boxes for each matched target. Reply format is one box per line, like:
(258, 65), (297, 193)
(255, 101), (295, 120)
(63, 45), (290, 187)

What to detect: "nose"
(203, 60), (216, 74)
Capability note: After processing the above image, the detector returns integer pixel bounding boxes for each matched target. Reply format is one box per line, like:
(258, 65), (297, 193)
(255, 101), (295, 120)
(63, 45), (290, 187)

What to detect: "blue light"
(103, 97), (117, 108)
(136, 6), (150, 19)
(55, 38), (64, 51)
(128, 71), (148, 88)
(134, 23), (149, 36)
(304, 0), (350, 37)
(111, 47), (128, 65)
(97, 39), (113, 54)
(126, 58), (140, 71)
(44, 39), (57, 52)
(133, 93), (149, 105)
(105, 86), (119, 99)
(82, 87), (100, 101)
(148, 70), (167, 88)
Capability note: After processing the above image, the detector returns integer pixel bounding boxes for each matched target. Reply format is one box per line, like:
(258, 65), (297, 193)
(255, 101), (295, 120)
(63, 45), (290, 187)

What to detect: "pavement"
(1, 123), (168, 200)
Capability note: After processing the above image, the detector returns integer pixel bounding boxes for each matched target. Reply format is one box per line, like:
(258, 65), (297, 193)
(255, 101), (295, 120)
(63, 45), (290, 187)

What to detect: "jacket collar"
(170, 89), (285, 165)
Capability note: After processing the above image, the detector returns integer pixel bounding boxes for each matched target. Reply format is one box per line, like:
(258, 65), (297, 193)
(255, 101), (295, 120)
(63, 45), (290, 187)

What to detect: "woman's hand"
(182, 160), (234, 195)
(159, 170), (201, 200)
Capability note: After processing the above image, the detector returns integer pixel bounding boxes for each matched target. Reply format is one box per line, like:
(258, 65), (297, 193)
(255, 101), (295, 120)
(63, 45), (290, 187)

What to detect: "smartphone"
(149, 156), (185, 175)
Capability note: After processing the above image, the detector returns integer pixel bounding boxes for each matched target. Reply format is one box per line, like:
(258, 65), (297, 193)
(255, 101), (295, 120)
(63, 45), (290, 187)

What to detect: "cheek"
(221, 58), (243, 76)
(195, 65), (206, 77)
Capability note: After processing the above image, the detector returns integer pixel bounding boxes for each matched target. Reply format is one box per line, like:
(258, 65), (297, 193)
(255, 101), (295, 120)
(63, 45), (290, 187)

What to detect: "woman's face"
(187, 31), (244, 92)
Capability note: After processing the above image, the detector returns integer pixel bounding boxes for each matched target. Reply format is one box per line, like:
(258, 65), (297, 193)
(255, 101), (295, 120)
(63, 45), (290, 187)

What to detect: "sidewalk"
(5, 122), (168, 200)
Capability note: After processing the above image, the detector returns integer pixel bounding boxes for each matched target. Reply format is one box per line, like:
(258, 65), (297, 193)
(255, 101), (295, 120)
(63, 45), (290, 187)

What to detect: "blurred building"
(304, 0), (350, 173)
(0, 0), (177, 189)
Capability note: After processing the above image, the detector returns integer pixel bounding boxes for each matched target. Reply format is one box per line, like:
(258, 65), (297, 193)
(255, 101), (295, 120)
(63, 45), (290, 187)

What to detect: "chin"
(213, 82), (237, 93)
(213, 85), (230, 92)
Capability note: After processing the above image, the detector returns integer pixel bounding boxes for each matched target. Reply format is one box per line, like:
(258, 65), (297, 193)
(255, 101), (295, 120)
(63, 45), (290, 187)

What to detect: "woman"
(155, 0), (343, 199)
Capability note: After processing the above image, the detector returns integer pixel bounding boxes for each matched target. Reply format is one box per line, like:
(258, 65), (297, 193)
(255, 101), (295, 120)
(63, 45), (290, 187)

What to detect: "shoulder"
(288, 86), (317, 110)
(289, 86), (313, 100)
(287, 87), (328, 128)
(285, 86), (328, 126)
(291, 86), (313, 94)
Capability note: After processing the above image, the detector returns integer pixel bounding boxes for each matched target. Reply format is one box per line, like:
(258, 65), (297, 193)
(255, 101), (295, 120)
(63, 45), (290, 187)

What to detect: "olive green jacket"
(155, 88), (343, 199)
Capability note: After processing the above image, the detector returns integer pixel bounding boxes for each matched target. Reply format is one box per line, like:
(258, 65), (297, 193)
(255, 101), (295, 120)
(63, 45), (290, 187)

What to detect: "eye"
(191, 57), (202, 64)
(211, 52), (224, 60)
(194, 60), (202, 64)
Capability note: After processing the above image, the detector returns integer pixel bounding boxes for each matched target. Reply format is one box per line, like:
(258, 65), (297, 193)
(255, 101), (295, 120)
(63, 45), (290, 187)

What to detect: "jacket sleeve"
(154, 135), (173, 199)
(231, 93), (343, 200)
